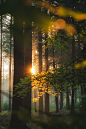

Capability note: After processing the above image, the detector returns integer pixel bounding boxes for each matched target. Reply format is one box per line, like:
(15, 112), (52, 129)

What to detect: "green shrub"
(2, 101), (9, 111)
(30, 110), (86, 129)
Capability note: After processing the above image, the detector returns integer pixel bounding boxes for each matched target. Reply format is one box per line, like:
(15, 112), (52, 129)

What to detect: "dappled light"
(55, 19), (66, 30)
(75, 60), (86, 69)
(66, 24), (77, 36)
(57, 6), (69, 17)
(70, 11), (86, 21)
(1, 0), (86, 129)
(57, 6), (86, 21)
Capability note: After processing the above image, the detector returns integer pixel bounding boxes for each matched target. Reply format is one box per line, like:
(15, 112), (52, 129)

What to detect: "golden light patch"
(75, 64), (81, 69)
(66, 24), (76, 36)
(57, 6), (86, 21)
(69, 10), (86, 21)
(55, 19), (66, 29)
(71, 11), (86, 21)
(57, 6), (69, 17)
(75, 60), (86, 69)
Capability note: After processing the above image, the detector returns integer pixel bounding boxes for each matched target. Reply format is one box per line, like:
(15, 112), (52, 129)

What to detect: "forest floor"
(0, 109), (72, 129)
(30, 109), (72, 129)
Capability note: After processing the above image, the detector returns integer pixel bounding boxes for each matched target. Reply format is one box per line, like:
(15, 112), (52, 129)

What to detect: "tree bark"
(38, 30), (43, 113)
(9, 17), (28, 129)
(0, 15), (2, 112)
(60, 91), (63, 110)
(52, 46), (59, 112)
(81, 86), (84, 109)
(74, 88), (77, 104)
(66, 87), (70, 108)
(23, 23), (32, 118)
(55, 92), (59, 112)
(34, 88), (37, 112)
(45, 32), (49, 113)
(9, 15), (12, 111)
(71, 35), (75, 111)
(82, 40), (86, 111)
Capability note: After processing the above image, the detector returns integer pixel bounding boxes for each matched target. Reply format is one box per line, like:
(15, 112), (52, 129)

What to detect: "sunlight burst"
(31, 68), (35, 74)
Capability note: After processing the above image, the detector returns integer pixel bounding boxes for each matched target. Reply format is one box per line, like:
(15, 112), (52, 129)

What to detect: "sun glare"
(31, 68), (35, 74)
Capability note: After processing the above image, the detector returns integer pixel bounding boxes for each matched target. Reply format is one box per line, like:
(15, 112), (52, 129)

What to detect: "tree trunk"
(45, 32), (49, 113)
(52, 46), (59, 112)
(81, 86), (84, 109)
(60, 91), (63, 110)
(60, 48), (63, 110)
(74, 88), (77, 104)
(38, 30), (43, 113)
(9, 17), (28, 129)
(82, 40), (86, 111)
(66, 87), (70, 108)
(9, 15), (12, 111)
(71, 35), (75, 111)
(55, 91), (59, 112)
(34, 88), (37, 112)
(23, 23), (32, 118)
(0, 15), (2, 112)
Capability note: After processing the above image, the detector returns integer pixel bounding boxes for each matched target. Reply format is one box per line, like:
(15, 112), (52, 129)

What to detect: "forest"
(0, 0), (86, 129)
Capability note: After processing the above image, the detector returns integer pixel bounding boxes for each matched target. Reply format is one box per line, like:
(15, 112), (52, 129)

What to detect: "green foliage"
(2, 102), (9, 111)
(76, 0), (81, 3)
(0, 110), (11, 116)
(14, 76), (31, 98)
(14, 59), (86, 101)
(44, 32), (69, 53)
(0, 111), (11, 128)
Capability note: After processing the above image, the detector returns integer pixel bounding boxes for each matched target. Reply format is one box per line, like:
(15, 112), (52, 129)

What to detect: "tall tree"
(38, 30), (43, 113)
(60, 91), (63, 110)
(52, 45), (59, 113)
(66, 86), (70, 108)
(34, 88), (37, 112)
(81, 36), (86, 110)
(23, 22), (32, 117)
(9, 14), (12, 111)
(9, 17), (28, 129)
(60, 49), (63, 110)
(71, 35), (75, 111)
(45, 32), (49, 113)
(0, 15), (2, 112)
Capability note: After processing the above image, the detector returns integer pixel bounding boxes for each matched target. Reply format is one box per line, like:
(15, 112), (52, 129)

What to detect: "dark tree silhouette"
(38, 30), (43, 113)
(45, 32), (49, 113)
